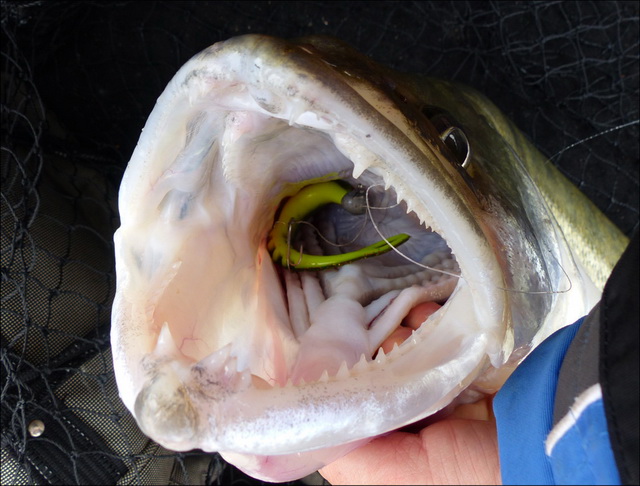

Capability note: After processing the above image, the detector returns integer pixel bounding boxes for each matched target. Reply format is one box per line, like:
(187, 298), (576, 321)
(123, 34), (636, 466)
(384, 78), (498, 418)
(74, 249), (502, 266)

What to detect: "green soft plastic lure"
(267, 181), (410, 270)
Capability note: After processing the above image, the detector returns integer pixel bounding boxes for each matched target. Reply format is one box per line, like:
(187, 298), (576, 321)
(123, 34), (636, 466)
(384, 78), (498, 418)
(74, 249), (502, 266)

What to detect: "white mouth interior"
(145, 113), (464, 382)
(113, 60), (505, 455)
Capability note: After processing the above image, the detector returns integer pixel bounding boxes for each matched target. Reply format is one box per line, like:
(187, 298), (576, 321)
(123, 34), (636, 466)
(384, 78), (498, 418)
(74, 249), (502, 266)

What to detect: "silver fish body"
(111, 35), (627, 481)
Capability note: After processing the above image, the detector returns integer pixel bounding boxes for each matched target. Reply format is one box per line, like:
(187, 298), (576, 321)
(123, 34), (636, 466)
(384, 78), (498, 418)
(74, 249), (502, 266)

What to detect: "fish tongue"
(290, 296), (368, 384)
(288, 278), (456, 384)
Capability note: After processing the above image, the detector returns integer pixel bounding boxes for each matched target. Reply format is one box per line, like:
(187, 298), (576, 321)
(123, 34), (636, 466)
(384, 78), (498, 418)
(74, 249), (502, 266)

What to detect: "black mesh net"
(1, 1), (638, 485)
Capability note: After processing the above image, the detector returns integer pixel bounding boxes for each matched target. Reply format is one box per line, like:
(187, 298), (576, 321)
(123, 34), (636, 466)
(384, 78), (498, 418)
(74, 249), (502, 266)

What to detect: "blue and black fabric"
(495, 230), (639, 485)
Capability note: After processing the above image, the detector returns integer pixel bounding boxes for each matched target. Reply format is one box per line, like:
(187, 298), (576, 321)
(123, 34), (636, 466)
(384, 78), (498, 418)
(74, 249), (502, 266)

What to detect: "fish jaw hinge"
(133, 328), (254, 451)
(134, 363), (200, 448)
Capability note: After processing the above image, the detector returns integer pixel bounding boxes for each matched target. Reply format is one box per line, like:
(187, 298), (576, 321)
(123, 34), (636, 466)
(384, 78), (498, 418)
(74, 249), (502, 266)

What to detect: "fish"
(111, 34), (629, 482)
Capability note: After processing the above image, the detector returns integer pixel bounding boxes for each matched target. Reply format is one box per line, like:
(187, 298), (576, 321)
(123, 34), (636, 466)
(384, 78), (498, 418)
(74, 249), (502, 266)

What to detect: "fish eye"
(421, 107), (472, 170)
(439, 125), (471, 169)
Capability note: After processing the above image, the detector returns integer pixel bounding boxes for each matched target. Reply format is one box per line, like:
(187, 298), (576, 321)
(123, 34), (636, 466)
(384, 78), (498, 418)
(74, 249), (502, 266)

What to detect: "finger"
(320, 419), (500, 485)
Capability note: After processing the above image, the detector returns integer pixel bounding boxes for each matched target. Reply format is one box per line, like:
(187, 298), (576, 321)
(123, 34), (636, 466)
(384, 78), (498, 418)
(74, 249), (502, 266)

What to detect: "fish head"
(111, 34), (599, 481)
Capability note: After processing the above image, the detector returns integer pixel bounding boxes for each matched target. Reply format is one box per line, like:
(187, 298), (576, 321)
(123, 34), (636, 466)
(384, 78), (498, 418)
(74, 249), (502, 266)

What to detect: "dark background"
(2, 1), (638, 485)
(5, 0), (639, 234)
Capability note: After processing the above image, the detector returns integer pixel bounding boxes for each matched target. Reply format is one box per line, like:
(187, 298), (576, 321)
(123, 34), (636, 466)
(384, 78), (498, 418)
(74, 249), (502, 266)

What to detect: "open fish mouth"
(116, 113), (495, 453)
(112, 35), (599, 479)
(266, 171), (463, 367)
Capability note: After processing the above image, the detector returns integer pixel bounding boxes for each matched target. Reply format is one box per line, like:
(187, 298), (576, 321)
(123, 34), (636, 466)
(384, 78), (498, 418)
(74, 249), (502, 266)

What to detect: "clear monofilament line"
(547, 119), (640, 165)
(364, 185), (462, 280)
(363, 185), (575, 295)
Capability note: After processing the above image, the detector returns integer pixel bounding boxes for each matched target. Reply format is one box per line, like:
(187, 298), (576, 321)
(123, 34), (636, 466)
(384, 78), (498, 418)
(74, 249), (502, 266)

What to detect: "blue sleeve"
(494, 317), (621, 485)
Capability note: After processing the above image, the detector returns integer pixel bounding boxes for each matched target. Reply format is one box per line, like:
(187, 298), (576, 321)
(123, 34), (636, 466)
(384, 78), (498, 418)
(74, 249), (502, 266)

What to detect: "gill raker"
(111, 35), (628, 481)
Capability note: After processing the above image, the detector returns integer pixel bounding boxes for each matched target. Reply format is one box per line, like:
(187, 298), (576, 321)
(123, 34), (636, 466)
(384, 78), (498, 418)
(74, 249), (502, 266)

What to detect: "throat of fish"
(268, 180), (461, 385)
(150, 167), (463, 387)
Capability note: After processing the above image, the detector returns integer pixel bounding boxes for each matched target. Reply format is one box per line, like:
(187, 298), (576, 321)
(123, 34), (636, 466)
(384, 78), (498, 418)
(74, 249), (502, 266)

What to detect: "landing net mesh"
(2, 1), (638, 485)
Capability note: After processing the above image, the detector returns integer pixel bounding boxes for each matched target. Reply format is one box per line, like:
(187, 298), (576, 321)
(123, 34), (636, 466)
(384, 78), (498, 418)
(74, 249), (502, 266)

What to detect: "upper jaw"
(112, 35), (507, 454)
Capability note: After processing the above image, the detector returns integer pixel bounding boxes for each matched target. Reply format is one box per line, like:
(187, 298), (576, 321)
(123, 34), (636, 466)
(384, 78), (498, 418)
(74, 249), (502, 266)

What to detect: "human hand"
(320, 396), (500, 485)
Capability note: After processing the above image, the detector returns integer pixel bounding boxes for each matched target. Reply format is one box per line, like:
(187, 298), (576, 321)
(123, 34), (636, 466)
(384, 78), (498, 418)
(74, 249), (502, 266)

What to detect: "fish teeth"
(319, 370), (330, 383)
(351, 159), (367, 179)
(375, 347), (387, 365)
(336, 361), (350, 380)
(352, 353), (369, 373)
(224, 356), (238, 375)
(409, 329), (420, 346)
(236, 368), (252, 389)
(154, 322), (181, 357)
(197, 343), (232, 370)
(404, 198), (414, 215)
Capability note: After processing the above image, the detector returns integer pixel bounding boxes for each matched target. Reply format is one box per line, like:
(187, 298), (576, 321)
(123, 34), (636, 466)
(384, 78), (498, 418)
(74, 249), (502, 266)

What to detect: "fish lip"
(129, 278), (490, 455)
(112, 34), (508, 455)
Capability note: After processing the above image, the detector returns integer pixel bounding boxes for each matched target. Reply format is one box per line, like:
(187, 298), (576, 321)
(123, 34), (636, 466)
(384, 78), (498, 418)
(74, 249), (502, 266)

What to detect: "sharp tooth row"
(177, 330), (426, 391)
(278, 325), (430, 389)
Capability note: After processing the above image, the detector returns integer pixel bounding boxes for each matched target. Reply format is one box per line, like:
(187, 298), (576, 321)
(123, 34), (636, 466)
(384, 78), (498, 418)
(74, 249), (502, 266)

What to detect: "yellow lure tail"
(268, 181), (410, 270)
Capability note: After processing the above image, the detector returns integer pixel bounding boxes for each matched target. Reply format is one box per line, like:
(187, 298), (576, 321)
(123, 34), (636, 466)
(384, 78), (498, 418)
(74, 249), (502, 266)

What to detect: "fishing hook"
(268, 180), (410, 270)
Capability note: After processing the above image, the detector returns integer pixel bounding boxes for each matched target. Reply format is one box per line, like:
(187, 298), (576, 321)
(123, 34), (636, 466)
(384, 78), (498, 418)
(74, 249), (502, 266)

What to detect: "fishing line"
(503, 142), (576, 296)
(284, 190), (403, 255)
(522, 119), (640, 293)
(278, 179), (574, 296)
(285, 220), (304, 270)
(289, 218), (368, 249)
(547, 119), (640, 164)
(493, 250), (573, 295)
(364, 184), (463, 280)
(363, 184), (574, 296)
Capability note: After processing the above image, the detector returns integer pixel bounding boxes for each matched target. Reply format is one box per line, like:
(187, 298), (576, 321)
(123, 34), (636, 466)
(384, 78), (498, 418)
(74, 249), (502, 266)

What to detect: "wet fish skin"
(111, 34), (627, 482)
(414, 76), (628, 290)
